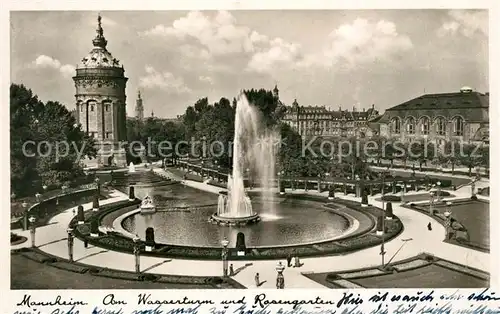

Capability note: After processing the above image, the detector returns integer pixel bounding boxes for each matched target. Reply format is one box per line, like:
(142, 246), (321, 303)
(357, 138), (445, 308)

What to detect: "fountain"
(129, 162), (136, 173)
(210, 93), (278, 226)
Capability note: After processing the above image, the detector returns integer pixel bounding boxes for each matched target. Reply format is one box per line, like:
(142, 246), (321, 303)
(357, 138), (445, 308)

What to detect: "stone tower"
(135, 90), (144, 121)
(273, 84), (279, 99)
(73, 14), (128, 168)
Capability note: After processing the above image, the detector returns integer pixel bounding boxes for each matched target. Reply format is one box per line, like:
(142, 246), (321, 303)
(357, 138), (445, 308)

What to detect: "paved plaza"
(11, 168), (490, 289)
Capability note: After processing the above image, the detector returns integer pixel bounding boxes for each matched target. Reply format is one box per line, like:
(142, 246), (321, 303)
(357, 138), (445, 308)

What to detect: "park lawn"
(446, 201), (489, 249)
(351, 264), (487, 288)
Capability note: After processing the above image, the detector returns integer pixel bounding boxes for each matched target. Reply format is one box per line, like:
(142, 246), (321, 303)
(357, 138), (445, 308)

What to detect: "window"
(436, 117), (446, 136)
(105, 104), (110, 111)
(454, 117), (464, 136)
(420, 117), (430, 135)
(391, 118), (401, 134)
(90, 105), (95, 112)
(80, 105), (84, 112)
(406, 117), (415, 134)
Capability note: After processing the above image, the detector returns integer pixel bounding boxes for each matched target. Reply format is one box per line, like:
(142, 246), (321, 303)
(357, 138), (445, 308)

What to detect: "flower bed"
(11, 188), (107, 230)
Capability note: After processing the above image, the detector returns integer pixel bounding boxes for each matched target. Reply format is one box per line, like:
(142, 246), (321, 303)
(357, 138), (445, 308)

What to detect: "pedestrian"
(84, 239), (89, 248)
(229, 264), (234, 276)
(427, 222), (432, 231)
(255, 273), (260, 287)
(286, 254), (292, 267)
(294, 255), (300, 267)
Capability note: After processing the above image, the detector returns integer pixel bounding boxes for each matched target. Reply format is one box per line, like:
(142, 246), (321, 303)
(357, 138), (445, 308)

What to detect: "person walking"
(427, 222), (432, 231)
(254, 273), (260, 287)
(229, 264), (234, 276)
(286, 254), (292, 267)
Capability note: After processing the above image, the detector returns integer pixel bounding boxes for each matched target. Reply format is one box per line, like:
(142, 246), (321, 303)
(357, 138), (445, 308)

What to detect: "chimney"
(372, 104), (375, 109)
(353, 105), (356, 112)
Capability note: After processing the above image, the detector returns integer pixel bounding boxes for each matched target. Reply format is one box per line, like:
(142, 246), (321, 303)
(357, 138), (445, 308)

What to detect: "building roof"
(380, 89), (489, 123)
(78, 15), (122, 69)
(284, 103), (380, 121)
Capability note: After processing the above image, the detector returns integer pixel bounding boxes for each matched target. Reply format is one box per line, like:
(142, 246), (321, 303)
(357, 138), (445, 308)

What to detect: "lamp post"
(200, 160), (205, 177)
(436, 181), (441, 201)
(276, 261), (285, 289)
(67, 228), (74, 262)
(380, 174), (386, 268)
(22, 201), (29, 231)
(444, 203), (452, 239)
(28, 216), (36, 247)
(95, 177), (101, 196)
(133, 235), (141, 273)
(221, 238), (229, 277)
(429, 191), (435, 215)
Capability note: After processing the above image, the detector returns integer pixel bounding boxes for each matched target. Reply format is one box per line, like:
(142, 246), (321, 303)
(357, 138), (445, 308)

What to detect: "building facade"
(377, 87), (489, 145)
(283, 100), (380, 138)
(73, 15), (128, 167)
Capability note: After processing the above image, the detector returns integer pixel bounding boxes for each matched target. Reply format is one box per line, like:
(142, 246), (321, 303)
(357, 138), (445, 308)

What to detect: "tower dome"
(73, 14), (128, 168)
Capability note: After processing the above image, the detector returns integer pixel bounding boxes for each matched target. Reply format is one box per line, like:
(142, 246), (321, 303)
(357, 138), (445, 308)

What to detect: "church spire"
(92, 14), (108, 49)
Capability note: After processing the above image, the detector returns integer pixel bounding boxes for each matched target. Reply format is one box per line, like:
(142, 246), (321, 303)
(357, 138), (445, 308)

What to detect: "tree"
(10, 83), (96, 196)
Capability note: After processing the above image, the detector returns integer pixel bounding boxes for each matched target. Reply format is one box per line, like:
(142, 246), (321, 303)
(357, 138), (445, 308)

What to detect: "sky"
(10, 9), (488, 118)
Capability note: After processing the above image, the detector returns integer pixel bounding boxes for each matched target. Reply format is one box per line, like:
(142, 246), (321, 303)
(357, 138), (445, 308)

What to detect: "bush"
(381, 195), (401, 202)
(326, 273), (340, 281)
(455, 230), (470, 243)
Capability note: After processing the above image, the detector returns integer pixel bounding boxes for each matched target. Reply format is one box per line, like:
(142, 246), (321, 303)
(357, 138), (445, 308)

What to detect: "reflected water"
(119, 181), (350, 247)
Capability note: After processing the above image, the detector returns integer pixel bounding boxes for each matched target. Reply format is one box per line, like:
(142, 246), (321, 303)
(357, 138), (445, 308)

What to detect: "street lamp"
(133, 235), (141, 273)
(22, 202), (29, 230)
(221, 238), (229, 277)
(67, 228), (74, 262)
(95, 177), (101, 195)
(28, 216), (37, 247)
(429, 191), (435, 215)
(444, 202), (453, 239)
(276, 261), (285, 289)
(436, 181), (441, 201)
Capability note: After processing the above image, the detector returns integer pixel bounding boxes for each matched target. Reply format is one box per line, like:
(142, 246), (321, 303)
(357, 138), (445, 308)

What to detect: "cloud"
(317, 19), (413, 67)
(437, 10), (488, 37)
(199, 75), (214, 84)
(140, 11), (264, 56)
(139, 65), (191, 94)
(141, 12), (412, 75)
(246, 38), (303, 73)
(32, 55), (75, 78)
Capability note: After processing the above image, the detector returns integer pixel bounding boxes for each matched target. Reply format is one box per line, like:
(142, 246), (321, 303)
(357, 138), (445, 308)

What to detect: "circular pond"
(115, 175), (354, 248)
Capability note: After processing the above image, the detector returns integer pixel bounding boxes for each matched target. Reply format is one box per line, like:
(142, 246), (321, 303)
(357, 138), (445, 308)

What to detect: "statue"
(140, 195), (156, 213)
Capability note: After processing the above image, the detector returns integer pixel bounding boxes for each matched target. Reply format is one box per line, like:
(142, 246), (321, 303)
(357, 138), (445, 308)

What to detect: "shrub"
(381, 195), (401, 202)
(455, 230), (470, 243)
(326, 273), (340, 282)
